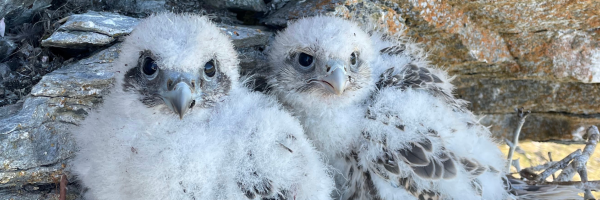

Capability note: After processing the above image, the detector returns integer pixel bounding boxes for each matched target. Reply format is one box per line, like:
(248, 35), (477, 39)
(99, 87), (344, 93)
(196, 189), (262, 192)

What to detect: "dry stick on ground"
(557, 126), (600, 182)
(548, 152), (556, 181)
(574, 126), (598, 199)
(524, 161), (557, 172)
(536, 149), (582, 182)
(60, 174), (67, 200)
(546, 180), (600, 190)
(506, 107), (530, 172)
(557, 163), (577, 182)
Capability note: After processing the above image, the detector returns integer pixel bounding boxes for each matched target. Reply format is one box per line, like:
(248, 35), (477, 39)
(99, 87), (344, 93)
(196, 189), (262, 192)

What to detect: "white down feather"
(364, 87), (507, 200)
(73, 86), (335, 200)
(72, 12), (334, 200)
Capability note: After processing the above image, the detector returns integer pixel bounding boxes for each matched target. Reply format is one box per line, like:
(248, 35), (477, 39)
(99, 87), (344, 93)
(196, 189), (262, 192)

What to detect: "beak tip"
(322, 67), (348, 95)
(163, 82), (194, 120)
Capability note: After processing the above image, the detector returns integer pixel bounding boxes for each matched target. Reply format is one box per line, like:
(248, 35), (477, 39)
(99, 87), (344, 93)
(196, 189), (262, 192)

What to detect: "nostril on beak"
(190, 100), (195, 108)
(167, 79), (173, 90)
(326, 65), (331, 72)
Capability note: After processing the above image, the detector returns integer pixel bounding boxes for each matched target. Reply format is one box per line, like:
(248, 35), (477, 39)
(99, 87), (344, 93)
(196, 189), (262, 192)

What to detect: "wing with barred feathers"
(376, 62), (467, 112)
(360, 83), (508, 200)
(361, 116), (500, 200)
(370, 31), (468, 111)
(337, 149), (442, 200)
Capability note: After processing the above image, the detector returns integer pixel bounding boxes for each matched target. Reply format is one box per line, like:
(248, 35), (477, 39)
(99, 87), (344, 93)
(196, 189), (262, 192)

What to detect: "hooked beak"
(321, 60), (347, 95)
(162, 82), (194, 119)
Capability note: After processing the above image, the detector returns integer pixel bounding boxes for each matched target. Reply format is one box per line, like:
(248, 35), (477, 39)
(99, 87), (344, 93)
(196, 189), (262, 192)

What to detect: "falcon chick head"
(114, 13), (239, 119)
(268, 16), (374, 107)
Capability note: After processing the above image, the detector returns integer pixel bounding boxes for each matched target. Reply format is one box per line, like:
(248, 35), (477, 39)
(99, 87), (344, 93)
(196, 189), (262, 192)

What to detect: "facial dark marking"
(122, 50), (232, 110)
(350, 52), (357, 65)
(122, 51), (163, 107)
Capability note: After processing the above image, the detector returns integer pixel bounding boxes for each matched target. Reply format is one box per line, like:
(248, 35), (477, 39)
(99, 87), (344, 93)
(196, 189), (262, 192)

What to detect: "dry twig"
(506, 107), (530, 172)
(575, 126), (598, 199)
(545, 180), (600, 190)
(524, 161), (557, 172)
(556, 164), (576, 182)
(60, 174), (67, 200)
(548, 152), (556, 181)
(536, 149), (581, 182)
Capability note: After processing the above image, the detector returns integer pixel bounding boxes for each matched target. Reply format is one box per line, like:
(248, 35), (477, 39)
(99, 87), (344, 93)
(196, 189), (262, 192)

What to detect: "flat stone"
(219, 24), (273, 48)
(501, 30), (600, 83)
(453, 76), (600, 115)
(30, 46), (118, 97)
(0, 45), (119, 198)
(41, 31), (115, 49)
(66, 0), (166, 17)
(266, 0), (291, 11)
(205, 0), (267, 12)
(238, 46), (268, 76)
(262, 0), (344, 27)
(1, 0), (51, 27)
(481, 113), (600, 142)
(465, 0), (600, 33)
(264, 0), (410, 39)
(59, 11), (140, 37)
(0, 38), (17, 61)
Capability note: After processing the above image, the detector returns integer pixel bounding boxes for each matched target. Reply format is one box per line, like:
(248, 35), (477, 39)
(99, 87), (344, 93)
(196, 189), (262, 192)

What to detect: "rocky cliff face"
(0, 0), (598, 199)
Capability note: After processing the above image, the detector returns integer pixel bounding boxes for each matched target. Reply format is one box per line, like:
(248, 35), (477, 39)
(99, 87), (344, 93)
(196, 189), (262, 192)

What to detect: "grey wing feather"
(380, 44), (406, 55)
(397, 142), (430, 166)
(376, 62), (466, 112)
(439, 153), (457, 179)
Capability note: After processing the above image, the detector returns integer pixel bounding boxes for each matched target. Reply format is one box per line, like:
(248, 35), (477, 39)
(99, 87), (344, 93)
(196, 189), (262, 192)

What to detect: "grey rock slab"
(205, 0), (267, 12)
(130, 0), (167, 16)
(0, 45), (119, 196)
(0, 38), (17, 61)
(66, 0), (166, 17)
(41, 31), (115, 49)
(59, 11), (140, 37)
(266, 0), (291, 11)
(30, 45), (118, 98)
(219, 24), (273, 48)
(1, 0), (51, 27)
(262, 0), (344, 27)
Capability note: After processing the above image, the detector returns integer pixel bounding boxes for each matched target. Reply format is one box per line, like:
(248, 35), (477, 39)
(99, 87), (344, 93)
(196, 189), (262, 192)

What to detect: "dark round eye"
(298, 53), (313, 67)
(350, 52), (357, 65)
(142, 57), (158, 76)
(204, 60), (216, 77)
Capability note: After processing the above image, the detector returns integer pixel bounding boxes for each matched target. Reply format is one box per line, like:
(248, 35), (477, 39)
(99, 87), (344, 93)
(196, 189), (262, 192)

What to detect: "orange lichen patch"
(383, 7), (404, 34)
(465, 0), (600, 33)
(406, 0), (513, 63)
(344, 0), (361, 6)
(315, 0), (336, 10)
(500, 29), (599, 82)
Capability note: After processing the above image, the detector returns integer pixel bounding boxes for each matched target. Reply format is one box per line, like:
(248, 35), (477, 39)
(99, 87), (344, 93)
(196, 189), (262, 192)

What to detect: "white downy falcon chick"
(266, 16), (509, 200)
(72, 13), (334, 200)
(368, 25), (582, 200)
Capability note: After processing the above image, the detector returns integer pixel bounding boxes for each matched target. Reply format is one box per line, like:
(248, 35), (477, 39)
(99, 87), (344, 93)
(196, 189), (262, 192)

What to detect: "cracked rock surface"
(42, 11), (140, 49)
(0, 45), (118, 200)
